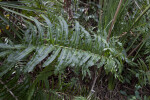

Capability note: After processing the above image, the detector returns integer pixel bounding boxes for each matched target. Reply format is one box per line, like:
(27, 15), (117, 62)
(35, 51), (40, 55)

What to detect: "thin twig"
(107, 0), (123, 42)
(0, 79), (18, 100)
(87, 75), (97, 100)
(87, 67), (102, 100)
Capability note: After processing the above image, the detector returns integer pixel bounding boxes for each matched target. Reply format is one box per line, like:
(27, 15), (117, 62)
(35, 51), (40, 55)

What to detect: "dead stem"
(127, 40), (143, 57)
(107, 0), (123, 42)
(87, 67), (102, 100)
(0, 79), (18, 100)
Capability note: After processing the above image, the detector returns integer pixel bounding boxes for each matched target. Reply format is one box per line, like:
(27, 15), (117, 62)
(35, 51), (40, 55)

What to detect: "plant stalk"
(0, 79), (18, 100)
(127, 40), (143, 57)
(107, 0), (123, 42)
(129, 4), (150, 31)
(87, 67), (102, 100)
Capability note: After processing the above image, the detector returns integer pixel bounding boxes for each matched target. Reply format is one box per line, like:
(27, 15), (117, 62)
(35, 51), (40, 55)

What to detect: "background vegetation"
(0, 0), (150, 100)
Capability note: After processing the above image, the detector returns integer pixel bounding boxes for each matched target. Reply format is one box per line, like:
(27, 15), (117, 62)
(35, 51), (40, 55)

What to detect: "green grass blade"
(2, 7), (32, 20)
(0, 2), (42, 12)
(129, 4), (150, 31)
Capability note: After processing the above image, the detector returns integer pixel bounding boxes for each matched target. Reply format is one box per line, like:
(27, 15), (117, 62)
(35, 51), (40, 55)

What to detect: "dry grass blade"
(127, 40), (143, 57)
(0, 79), (18, 100)
(107, 0), (123, 42)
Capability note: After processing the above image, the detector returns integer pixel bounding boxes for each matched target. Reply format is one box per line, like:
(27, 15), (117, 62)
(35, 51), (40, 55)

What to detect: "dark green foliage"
(0, 0), (150, 100)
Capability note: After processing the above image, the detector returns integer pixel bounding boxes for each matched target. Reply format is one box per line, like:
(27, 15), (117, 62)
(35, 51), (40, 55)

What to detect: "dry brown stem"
(107, 0), (123, 42)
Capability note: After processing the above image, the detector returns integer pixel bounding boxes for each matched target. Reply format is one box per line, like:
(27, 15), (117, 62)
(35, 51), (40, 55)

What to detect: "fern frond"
(0, 4), (131, 99)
